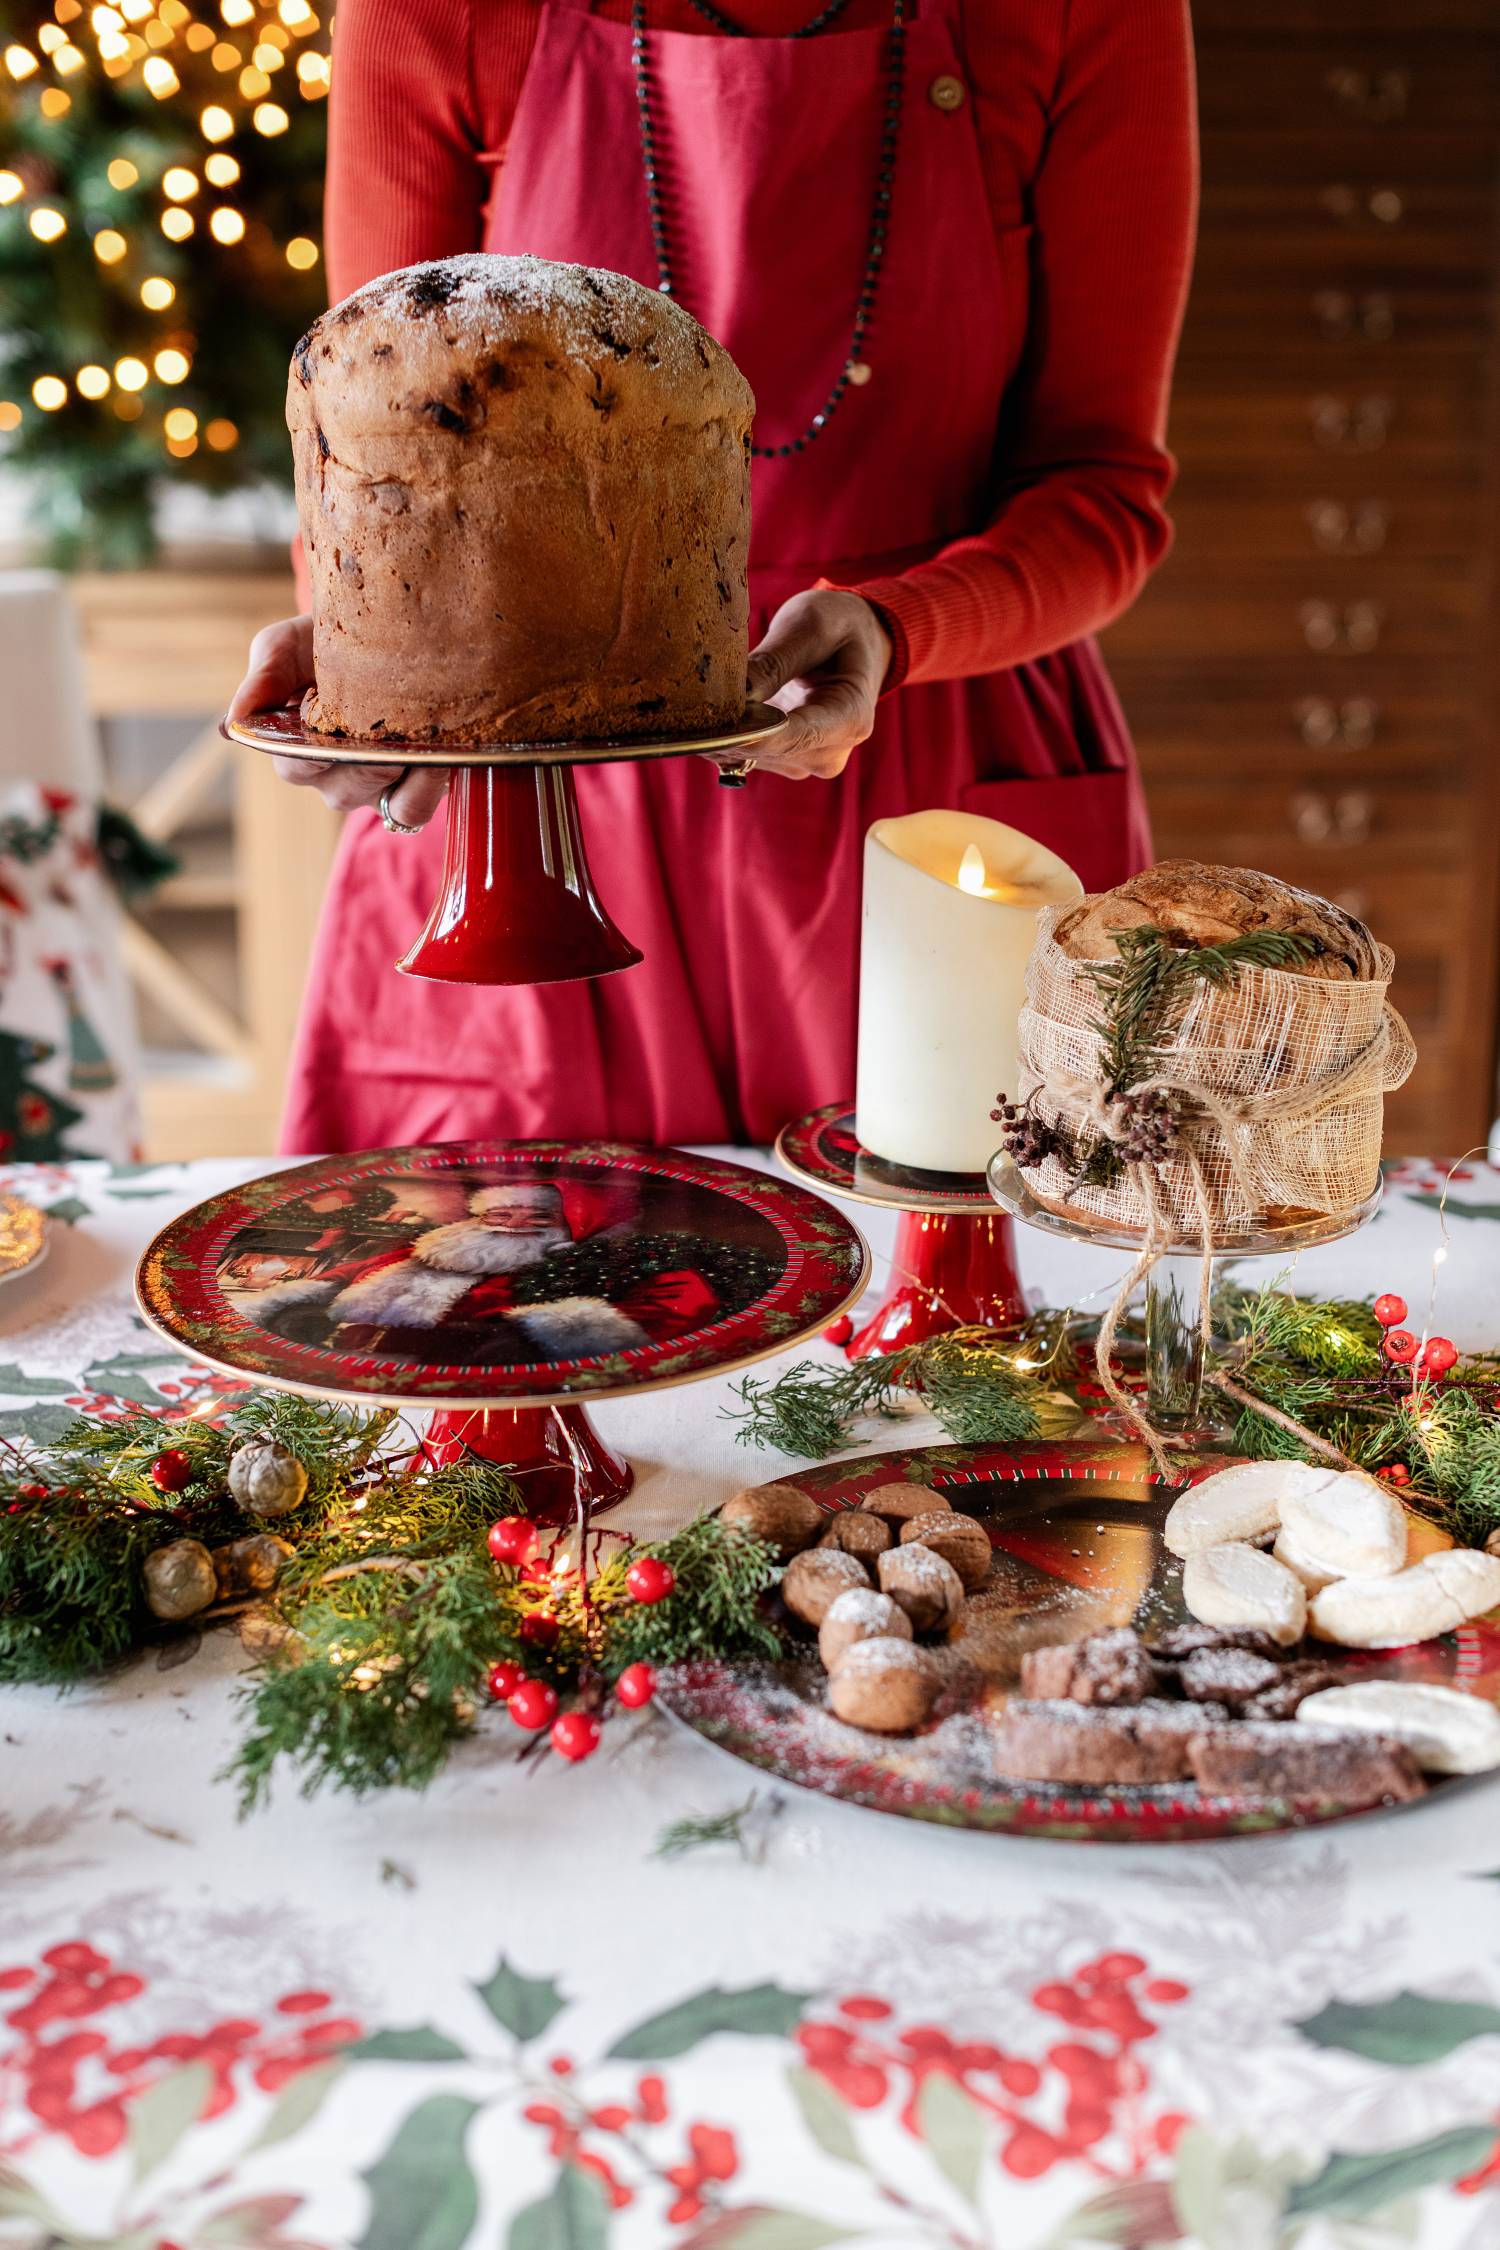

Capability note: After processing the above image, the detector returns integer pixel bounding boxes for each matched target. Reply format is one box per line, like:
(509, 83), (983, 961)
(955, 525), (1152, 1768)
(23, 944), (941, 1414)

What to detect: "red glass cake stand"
(223, 702), (788, 986)
(135, 1140), (867, 1525)
(775, 1102), (1026, 1356)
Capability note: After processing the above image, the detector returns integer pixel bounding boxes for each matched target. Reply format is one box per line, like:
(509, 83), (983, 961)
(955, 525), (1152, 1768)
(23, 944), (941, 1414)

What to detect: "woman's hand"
(742, 589), (892, 781)
(228, 614), (448, 829)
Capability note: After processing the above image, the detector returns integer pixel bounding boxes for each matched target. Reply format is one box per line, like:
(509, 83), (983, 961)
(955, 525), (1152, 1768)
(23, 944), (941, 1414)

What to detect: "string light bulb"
(0, 402), (21, 432)
(161, 206), (194, 239)
(252, 100), (288, 134)
(53, 41), (86, 71)
(77, 364), (111, 398)
(106, 158), (138, 188)
(220, 0), (255, 21)
(184, 22), (216, 50)
(90, 3), (126, 29)
(153, 347), (190, 382)
(285, 235), (318, 269)
(162, 165), (199, 199)
(4, 47), (39, 79)
(93, 227), (128, 261)
(56, 0), (84, 19)
(209, 205), (245, 242)
(252, 40), (284, 68)
(279, 0), (317, 24)
(164, 405), (197, 439)
(119, 0), (153, 18)
(239, 63), (270, 95)
(205, 416), (238, 449)
(0, 171), (22, 204)
(141, 55), (179, 95)
(114, 355), (148, 390)
(39, 87), (72, 116)
(29, 208), (67, 242)
(140, 275), (175, 308)
(32, 376), (68, 411)
(38, 24), (67, 53)
(204, 151), (239, 185)
(201, 103), (233, 139)
(113, 392), (143, 419)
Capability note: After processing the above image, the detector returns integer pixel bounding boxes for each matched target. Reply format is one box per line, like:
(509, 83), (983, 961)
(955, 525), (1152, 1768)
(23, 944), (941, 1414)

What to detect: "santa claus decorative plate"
(660, 1439), (1500, 1844)
(135, 1141), (868, 1409)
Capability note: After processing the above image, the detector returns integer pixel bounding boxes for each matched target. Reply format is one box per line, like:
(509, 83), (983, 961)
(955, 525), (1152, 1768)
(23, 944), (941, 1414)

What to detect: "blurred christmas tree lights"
(0, 0), (330, 563)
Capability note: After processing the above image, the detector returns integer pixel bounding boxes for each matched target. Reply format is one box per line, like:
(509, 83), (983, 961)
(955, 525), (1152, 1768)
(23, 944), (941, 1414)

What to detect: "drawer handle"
(1295, 696), (1381, 749)
(1299, 600), (1385, 653)
(1290, 790), (1375, 846)
(1308, 394), (1394, 449)
(1307, 499), (1389, 554)
(1325, 66), (1409, 122)
(1321, 183), (1406, 226)
(1311, 290), (1396, 341)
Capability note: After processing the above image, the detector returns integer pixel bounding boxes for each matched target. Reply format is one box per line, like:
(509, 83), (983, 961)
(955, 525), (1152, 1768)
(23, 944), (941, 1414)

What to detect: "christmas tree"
(0, 0), (331, 565)
(0, 1026), (84, 1158)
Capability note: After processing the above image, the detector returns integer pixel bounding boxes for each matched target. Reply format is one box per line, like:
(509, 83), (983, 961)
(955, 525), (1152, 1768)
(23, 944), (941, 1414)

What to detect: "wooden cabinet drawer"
(1124, 692), (1475, 779)
(1140, 776), (1467, 865)
(1167, 482), (1476, 563)
(1192, 1), (1498, 38)
(1177, 282), (1488, 356)
(1205, 131), (1499, 187)
(1196, 46), (1498, 134)
(1195, 184), (1491, 263)
(1166, 372), (1484, 469)
(1101, 561), (1478, 664)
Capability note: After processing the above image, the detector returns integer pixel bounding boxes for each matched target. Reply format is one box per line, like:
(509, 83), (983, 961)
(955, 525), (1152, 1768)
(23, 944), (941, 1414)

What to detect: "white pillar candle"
(855, 810), (1083, 1174)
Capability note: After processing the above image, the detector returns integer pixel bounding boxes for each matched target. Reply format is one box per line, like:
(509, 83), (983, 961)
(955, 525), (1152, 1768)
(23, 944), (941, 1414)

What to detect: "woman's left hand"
(740, 589), (892, 780)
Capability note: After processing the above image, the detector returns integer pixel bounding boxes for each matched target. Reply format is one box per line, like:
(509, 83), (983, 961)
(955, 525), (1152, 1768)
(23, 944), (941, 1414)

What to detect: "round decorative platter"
(134, 1141), (869, 1412)
(659, 1438), (1499, 1844)
(224, 699), (790, 770)
(776, 1102), (996, 1216)
(0, 1194), (48, 1288)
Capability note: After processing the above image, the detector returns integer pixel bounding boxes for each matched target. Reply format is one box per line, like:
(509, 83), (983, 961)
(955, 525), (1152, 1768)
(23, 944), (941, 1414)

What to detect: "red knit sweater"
(323, 0), (1196, 686)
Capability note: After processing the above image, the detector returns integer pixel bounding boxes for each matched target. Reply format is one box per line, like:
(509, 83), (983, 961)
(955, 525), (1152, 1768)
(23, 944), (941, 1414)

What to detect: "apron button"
(928, 73), (967, 111)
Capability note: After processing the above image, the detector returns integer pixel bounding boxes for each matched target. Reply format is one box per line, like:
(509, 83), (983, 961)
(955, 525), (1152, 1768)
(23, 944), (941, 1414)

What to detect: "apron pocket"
(958, 770), (1143, 893)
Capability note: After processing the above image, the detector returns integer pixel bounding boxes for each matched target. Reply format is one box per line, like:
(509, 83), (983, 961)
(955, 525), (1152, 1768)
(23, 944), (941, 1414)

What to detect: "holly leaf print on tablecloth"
(350, 2025), (468, 2063)
(784, 2066), (864, 2170)
(607, 1985), (811, 2061)
(127, 2058), (215, 2183)
(0, 1362), (78, 1396)
(1287, 2125), (1500, 2218)
(1402, 1194), (1500, 1222)
(476, 1959), (568, 2044)
(0, 1402), (83, 1443)
(356, 2092), (481, 2250)
(1296, 1990), (1500, 2065)
(506, 2161), (611, 2249)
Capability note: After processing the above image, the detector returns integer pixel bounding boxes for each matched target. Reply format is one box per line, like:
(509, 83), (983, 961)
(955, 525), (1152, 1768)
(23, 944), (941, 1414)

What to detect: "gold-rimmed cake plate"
(223, 700), (791, 769)
(0, 1195), (48, 1288)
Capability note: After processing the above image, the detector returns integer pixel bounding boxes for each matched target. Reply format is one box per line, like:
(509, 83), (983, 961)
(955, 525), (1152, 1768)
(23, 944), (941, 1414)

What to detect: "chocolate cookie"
(1020, 1629), (1157, 1708)
(1186, 1722), (1424, 1806)
(994, 1697), (1231, 1786)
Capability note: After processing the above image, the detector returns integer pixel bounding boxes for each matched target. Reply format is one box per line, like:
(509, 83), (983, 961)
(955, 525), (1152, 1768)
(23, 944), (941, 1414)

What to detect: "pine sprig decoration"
(1082, 927), (1321, 1100)
(727, 1325), (1068, 1457)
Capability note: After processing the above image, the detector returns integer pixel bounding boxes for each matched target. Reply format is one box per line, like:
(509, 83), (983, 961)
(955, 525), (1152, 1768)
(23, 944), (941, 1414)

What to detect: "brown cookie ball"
(878, 1543), (965, 1634)
(859, 1481), (952, 1529)
(820, 1511), (892, 1560)
(817, 1587), (912, 1671)
(828, 1638), (939, 1734)
(720, 1482), (825, 1558)
(783, 1546), (871, 1627)
(899, 1510), (992, 1592)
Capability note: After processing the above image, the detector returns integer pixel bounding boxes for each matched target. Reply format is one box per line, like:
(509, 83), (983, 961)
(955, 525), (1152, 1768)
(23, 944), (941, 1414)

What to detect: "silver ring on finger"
(379, 769), (423, 835)
(717, 758), (756, 790)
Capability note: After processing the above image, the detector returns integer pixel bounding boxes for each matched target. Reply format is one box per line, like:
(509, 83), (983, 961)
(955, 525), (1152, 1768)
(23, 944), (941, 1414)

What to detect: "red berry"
(1382, 1462), (1412, 1486)
(822, 1314), (853, 1346)
(1383, 1329), (1419, 1364)
(488, 1516), (538, 1566)
(149, 1448), (192, 1493)
(1373, 1294), (1408, 1328)
(625, 1556), (675, 1605)
(519, 1611), (559, 1650)
(1420, 1336), (1459, 1376)
(507, 1679), (558, 1731)
(486, 1660), (524, 1703)
(17, 1482), (48, 1501)
(615, 1661), (657, 1709)
(550, 1711), (601, 1762)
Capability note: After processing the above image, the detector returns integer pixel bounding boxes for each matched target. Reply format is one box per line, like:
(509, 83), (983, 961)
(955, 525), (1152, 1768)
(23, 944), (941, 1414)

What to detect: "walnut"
(820, 1511), (891, 1560)
(828, 1639), (939, 1734)
(878, 1543), (965, 1634)
(859, 1481), (951, 1529)
(143, 1538), (218, 1622)
(817, 1588), (911, 1671)
(720, 1482), (824, 1558)
(782, 1547), (870, 1627)
(228, 1439), (309, 1519)
(899, 1510), (991, 1591)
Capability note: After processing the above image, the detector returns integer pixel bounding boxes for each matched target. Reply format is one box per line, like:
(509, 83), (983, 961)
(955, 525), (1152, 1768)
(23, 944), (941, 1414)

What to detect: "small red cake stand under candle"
(135, 1141), (867, 1526)
(223, 703), (787, 986)
(775, 1101), (1026, 1357)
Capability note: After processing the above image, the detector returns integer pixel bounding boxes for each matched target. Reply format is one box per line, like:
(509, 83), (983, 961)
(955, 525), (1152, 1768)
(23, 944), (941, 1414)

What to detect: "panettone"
(288, 254), (754, 745)
(1055, 861), (1380, 983)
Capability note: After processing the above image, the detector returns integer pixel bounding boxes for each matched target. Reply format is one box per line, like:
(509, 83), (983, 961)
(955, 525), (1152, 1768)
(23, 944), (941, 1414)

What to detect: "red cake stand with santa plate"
(135, 1141), (868, 1525)
(775, 1101), (1026, 1356)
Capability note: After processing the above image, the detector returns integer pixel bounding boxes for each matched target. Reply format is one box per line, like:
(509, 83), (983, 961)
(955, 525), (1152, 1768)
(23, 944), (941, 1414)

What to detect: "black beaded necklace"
(628, 0), (908, 458)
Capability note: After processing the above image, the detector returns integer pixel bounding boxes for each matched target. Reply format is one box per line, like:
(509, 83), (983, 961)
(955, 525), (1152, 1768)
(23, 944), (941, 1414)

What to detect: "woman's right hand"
(229, 614), (448, 829)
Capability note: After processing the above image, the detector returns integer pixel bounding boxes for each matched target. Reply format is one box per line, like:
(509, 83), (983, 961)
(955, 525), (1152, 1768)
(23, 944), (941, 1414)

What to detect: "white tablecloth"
(4, 1149), (1500, 2250)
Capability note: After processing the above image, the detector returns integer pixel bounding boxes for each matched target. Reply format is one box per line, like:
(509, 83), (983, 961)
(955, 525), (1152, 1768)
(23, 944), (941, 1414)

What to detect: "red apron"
(281, 0), (1152, 1154)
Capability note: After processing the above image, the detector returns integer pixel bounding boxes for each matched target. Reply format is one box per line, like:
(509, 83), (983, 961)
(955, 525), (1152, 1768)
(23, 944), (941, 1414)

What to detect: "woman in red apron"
(238, 0), (1196, 1151)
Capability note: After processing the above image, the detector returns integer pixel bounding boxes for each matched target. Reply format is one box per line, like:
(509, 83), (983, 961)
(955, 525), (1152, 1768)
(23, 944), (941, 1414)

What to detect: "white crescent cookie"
(1278, 1469), (1407, 1580)
(1309, 1548), (1500, 1650)
(1272, 1522), (1341, 1593)
(1162, 1460), (1336, 1559)
(1180, 1542), (1308, 1647)
(1298, 1682), (1500, 1775)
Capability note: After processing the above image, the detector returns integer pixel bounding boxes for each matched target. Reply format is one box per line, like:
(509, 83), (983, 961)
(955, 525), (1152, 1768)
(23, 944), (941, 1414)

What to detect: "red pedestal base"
(399, 763), (642, 986)
(423, 1403), (635, 1525)
(849, 1210), (1028, 1357)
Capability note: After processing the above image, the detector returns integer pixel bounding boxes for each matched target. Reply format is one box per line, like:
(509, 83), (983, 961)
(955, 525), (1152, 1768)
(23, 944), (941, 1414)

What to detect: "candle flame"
(957, 842), (988, 896)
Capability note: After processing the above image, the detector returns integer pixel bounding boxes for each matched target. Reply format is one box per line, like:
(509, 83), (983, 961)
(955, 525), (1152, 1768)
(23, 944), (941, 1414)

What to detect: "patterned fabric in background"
(0, 780), (141, 1164)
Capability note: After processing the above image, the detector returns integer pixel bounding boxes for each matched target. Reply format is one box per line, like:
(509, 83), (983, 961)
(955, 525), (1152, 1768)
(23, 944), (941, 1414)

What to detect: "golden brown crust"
(288, 254), (753, 745)
(1054, 861), (1380, 982)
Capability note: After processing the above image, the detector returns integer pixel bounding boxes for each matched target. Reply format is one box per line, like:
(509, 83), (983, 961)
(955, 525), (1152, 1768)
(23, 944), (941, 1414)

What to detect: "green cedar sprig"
(726, 1325), (1073, 1457)
(1081, 926), (1322, 1100)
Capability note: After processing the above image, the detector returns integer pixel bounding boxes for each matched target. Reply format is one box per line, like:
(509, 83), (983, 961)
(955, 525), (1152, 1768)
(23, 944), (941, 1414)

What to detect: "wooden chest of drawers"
(1101, 8), (1500, 1154)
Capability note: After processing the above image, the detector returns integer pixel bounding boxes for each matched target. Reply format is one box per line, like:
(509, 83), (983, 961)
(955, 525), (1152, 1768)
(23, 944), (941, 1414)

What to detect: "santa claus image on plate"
(216, 1169), (785, 1371)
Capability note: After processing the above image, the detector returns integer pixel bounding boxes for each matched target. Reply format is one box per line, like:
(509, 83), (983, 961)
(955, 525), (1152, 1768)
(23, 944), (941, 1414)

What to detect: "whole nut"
(899, 1510), (991, 1591)
(143, 1538), (218, 1622)
(227, 1438), (309, 1519)
(782, 1547), (870, 1627)
(860, 1481), (951, 1529)
(828, 1638), (938, 1734)
(820, 1511), (891, 1560)
(720, 1482), (825, 1558)
(817, 1587), (912, 1671)
(213, 1533), (295, 1599)
(878, 1543), (965, 1634)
